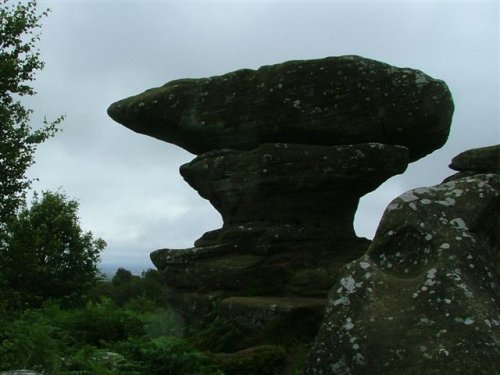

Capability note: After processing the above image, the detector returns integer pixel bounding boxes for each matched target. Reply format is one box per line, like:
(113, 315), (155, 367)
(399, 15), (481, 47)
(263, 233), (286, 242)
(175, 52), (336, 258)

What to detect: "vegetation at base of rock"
(0, 268), (294, 375)
(0, 277), (178, 374)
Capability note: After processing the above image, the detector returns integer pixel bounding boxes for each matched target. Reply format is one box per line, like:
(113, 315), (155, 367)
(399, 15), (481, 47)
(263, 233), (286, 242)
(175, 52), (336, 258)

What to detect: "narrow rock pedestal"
(150, 142), (409, 300)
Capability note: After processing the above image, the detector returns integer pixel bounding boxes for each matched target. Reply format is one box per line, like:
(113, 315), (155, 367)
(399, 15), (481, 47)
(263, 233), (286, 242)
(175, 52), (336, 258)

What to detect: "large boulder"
(108, 56), (455, 363)
(306, 171), (499, 374)
(445, 144), (500, 182)
(107, 55), (453, 161)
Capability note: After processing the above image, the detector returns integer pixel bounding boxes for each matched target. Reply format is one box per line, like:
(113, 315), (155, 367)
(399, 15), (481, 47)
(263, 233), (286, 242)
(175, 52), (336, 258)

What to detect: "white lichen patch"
(446, 270), (462, 282)
(352, 352), (366, 365)
(400, 191), (419, 202)
(438, 346), (450, 356)
(387, 202), (401, 211)
(450, 218), (468, 230)
(414, 72), (430, 87)
(457, 282), (474, 298)
(418, 317), (435, 326)
(343, 317), (354, 331)
(460, 317), (475, 325)
(355, 150), (365, 158)
(424, 268), (438, 288)
(333, 296), (350, 306)
(341, 276), (357, 293)
(451, 189), (463, 197)
(436, 197), (456, 206)
(360, 262), (371, 269)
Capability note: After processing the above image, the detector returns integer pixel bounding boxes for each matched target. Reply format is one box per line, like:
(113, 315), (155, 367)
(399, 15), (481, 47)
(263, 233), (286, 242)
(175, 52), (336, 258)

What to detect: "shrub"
(58, 299), (144, 346)
(61, 346), (143, 375)
(0, 310), (62, 373)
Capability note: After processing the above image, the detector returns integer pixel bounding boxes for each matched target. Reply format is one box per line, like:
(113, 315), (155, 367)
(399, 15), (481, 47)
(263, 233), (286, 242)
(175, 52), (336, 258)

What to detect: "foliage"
(61, 346), (143, 375)
(110, 269), (143, 306)
(134, 304), (184, 338)
(91, 268), (168, 308)
(114, 336), (220, 375)
(0, 191), (106, 310)
(0, 308), (63, 372)
(57, 299), (144, 347)
(0, 299), (224, 375)
(0, 0), (63, 228)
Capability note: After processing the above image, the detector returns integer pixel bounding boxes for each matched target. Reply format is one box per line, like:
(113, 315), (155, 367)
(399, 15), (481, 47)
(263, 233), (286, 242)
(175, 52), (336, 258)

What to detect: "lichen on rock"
(108, 55), (454, 162)
(107, 55), (457, 371)
(306, 167), (499, 374)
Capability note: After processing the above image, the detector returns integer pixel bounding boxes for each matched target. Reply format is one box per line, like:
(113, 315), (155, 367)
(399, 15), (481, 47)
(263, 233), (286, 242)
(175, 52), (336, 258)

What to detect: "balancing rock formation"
(108, 56), (454, 349)
(306, 144), (499, 374)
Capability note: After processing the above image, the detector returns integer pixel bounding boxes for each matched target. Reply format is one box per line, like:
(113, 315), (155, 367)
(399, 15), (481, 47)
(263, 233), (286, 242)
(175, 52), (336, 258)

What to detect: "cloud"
(25, 1), (499, 269)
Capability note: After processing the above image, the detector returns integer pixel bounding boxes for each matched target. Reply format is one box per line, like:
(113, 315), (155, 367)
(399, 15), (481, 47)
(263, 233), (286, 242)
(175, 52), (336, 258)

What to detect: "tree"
(111, 268), (143, 306)
(112, 268), (137, 286)
(0, 0), (63, 229)
(0, 191), (106, 310)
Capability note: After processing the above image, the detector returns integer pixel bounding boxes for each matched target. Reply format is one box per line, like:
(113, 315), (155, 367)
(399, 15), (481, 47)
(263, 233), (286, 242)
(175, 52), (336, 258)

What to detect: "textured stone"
(180, 143), (409, 230)
(450, 144), (500, 173)
(151, 237), (370, 295)
(107, 56), (457, 366)
(216, 297), (326, 351)
(107, 55), (453, 161)
(151, 142), (406, 296)
(306, 173), (499, 374)
(213, 345), (287, 375)
(219, 296), (326, 332)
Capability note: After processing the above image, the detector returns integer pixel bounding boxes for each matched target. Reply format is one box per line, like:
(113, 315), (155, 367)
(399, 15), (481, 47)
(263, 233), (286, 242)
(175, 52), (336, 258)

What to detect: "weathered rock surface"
(212, 345), (287, 375)
(306, 172), (499, 374)
(219, 297), (325, 340)
(180, 143), (408, 229)
(151, 234), (370, 296)
(450, 144), (500, 173)
(108, 56), (456, 369)
(151, 142), (407, 299)
(108, 55), (453, 161)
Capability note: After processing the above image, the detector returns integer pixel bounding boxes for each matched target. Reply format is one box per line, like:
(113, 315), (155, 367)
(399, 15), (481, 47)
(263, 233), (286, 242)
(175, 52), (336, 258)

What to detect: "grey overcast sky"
(25, 0), (499, 270)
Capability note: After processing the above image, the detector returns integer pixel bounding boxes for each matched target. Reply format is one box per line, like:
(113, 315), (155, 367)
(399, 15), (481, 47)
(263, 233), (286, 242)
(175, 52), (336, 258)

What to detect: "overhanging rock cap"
(107, 55), (454, 162)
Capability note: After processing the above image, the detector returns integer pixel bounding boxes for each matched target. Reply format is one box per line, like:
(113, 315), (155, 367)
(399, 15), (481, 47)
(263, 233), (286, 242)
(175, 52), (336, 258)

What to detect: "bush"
(58, 299), (144, 346)
(61, 346), (143, 375)
(0, 191), (105, 311)
(0, 309), (63, 373)
(128, 336), (220, 375)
